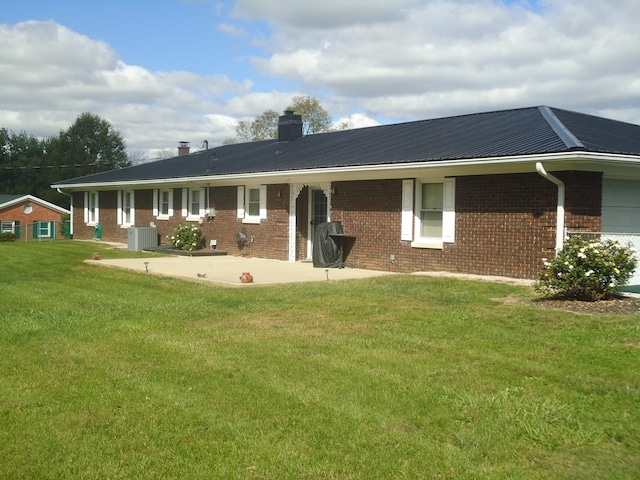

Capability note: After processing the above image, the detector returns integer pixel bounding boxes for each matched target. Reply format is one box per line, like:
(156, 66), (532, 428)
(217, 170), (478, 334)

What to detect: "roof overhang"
(51, 151), (640, 190)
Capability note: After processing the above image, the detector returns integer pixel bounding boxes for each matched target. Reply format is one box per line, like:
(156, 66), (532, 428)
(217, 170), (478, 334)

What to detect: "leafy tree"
(55, 112), (130, 174)
(228, 96), (343, 143)
(288, 95), (332, 135)
(0, 113), (131, 207)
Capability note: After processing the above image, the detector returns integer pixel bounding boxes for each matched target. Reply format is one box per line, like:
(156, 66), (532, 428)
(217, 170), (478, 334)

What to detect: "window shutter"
(259, 185), (267, 219)
(199, 188), (206, 218)
(33, 221), (39, 239)
(152, 189), (159, 217)
(117, 191), (123, 225)
(129, 192), (135, 225)
(401, 179), (414, 241)
(181, 188), (188, 217)
(237, 186), (245, 219)
(93, 192), (99, 224)
(83, 192), (89, 223)
(15, 221), (20, 240)
(50, 221), (55, 239)
(443, 178), (456, 243)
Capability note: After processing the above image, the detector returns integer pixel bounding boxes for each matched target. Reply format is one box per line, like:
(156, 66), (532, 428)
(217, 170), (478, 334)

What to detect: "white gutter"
(536, 162), (565, 253)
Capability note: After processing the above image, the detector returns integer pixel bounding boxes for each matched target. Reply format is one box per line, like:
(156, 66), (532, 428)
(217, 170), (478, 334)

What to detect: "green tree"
(288, 95), (332, 135)
(55, 112), (130, 175)
(228, 96), (342, 143)
(0, 128), (51, 197)
(0, 113), (131, 207)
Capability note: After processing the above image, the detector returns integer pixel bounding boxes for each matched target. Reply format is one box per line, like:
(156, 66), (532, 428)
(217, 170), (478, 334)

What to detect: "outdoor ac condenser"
(127, 227), (158, 251)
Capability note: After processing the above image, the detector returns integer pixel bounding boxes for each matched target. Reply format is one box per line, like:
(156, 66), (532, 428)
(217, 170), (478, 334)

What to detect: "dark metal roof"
(53, 106), (640, 187)
(0, 194), (24, 204)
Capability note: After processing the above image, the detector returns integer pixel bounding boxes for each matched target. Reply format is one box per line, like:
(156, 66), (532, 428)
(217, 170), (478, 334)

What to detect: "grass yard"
(1, 241), (639, 479)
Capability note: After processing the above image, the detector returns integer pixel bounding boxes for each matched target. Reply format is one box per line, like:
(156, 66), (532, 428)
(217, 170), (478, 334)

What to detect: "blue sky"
(3, 0), (272, 84)
(1, 0), (639, 157)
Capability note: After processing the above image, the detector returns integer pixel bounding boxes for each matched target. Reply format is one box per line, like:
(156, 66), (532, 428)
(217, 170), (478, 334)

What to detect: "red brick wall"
(69, 171), (602, 279)
(72, 185), (292, 260)
(330, 172), (602, 279)
(0, 200), (67, 241)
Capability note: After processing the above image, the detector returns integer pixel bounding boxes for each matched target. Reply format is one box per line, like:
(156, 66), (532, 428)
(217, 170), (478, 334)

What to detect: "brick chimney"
(178, 141), (190, 156)
(278, 110), (303, 142)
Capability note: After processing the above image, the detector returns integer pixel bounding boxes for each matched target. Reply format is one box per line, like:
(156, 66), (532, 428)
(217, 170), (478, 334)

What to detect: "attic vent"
(278, 110), (303, 142)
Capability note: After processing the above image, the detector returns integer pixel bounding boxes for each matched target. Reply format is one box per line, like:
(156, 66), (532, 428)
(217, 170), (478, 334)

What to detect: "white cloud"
(237, 0), (640, 123)
(1, 0), (640, 158)
(0, 20), (254, 153)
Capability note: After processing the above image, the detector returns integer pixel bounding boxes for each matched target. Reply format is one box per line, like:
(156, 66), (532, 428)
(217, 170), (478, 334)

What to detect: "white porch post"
(288, 184), (304, 261)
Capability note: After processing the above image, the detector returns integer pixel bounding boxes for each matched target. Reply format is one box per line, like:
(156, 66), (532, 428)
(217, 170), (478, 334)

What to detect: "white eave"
(51, 151), (640, 190)
(0, 194), (70, 214)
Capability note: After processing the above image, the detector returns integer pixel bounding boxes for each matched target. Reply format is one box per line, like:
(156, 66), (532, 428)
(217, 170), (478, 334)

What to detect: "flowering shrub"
(536, 235), (637, 301)
(168, 223), (203, 251)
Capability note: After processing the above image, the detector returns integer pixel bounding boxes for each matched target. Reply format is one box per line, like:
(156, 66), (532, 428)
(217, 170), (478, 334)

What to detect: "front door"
(308, 189), (328, 259)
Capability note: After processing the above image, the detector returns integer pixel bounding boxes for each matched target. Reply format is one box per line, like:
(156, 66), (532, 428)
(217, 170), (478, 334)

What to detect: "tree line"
(1, 112), (129, 207)
(1, 97), (342, 207)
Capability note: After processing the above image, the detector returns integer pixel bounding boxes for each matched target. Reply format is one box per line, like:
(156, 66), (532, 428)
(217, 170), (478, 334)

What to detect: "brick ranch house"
(52, 106), (640, 280)
(0, 194), (70, 241)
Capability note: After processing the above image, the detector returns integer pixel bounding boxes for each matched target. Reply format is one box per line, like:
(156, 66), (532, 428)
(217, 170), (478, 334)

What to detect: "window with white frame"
(160, 190), (171, 216)
(1, 221), (15, 234)
(117, 190), (135, 227)
(152, 189), (173, 220)
(401, 178), (455, 248)
(420, 182), (444, 239)
(123, 191), (134, 225)
(38, 221), (51, 238)
(184, 187), (204, 221)
(84, 191), (99, 225)
(237, 185), (266, 224)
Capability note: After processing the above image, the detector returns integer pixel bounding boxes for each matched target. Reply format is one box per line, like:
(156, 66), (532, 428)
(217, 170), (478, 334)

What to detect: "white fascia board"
(50, 151), (640, 190)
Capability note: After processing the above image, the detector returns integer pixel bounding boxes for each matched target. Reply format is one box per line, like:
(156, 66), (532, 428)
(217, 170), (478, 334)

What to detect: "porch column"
(288, 184), (304, 261)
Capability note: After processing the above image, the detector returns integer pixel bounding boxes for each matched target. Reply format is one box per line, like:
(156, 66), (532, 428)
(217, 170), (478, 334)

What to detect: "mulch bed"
(508, 294), (640, 315)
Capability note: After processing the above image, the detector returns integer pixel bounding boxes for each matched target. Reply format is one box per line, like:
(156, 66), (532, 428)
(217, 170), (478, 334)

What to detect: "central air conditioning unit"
(127, 227), (158, 251)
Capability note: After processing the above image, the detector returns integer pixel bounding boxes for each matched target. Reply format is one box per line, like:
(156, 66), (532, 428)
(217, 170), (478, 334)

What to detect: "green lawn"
(1, 241), (638, 479)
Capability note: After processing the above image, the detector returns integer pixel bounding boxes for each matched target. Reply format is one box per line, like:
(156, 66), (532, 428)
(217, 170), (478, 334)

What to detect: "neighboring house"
(51, 106), (640, 280)
(0, 194), (70, 241)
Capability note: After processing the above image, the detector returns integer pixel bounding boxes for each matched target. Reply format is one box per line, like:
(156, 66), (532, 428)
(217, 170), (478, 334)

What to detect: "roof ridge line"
(538, 106), (584, 149)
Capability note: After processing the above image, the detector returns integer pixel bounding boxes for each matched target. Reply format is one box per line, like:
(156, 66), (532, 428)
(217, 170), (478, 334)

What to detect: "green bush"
(167, 223), (203, 251)
(536, 235), (637, 301)
(0, 232), (16, 242)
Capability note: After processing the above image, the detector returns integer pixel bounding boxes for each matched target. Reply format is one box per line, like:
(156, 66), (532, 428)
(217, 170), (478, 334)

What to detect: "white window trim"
(117, 190), (135, 228)
(238, 185), (267, 224)
(1, 221), (15, 234)
(186, 187), (205, 222)
(38, 221), (52, 238)
(84, 191), (99, 226)
(154, 188), (173, 220)
(410, 178), (455, 249)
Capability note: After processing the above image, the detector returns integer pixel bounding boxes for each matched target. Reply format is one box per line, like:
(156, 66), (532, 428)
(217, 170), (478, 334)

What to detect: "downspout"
(535, 162), (565, 254)
(57, 188), (74, 238)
